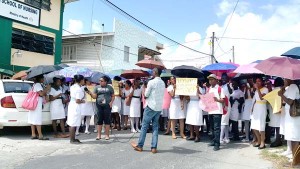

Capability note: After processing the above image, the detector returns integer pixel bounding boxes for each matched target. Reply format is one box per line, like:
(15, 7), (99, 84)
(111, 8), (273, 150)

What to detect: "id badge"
(101, 99), (106, 104)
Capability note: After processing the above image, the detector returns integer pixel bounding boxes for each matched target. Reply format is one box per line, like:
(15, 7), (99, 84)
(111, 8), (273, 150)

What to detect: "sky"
(63, 0), (300, 69)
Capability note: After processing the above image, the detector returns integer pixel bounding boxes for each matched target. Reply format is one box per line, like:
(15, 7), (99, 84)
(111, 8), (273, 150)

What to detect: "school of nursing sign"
(0, 0), (40, 27)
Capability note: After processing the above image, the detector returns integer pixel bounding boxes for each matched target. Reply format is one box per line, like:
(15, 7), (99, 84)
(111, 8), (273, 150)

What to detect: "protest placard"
(200, 93), (218, 112)
(112, 80), (120, 95)
(175, 78), (197, 96)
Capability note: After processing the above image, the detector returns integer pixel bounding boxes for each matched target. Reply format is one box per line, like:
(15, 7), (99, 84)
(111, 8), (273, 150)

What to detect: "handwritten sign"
(112, 80), (120, 96)
(176, 78), (197, 96)
(263, 89), (282, 114)
(200, 93), (218, 112)
(86, 86), (96, 102)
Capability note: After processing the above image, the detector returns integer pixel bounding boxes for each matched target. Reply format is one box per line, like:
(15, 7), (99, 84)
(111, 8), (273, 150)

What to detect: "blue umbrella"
(202, 63), (238, 71)
(281, 47), (300, 59)
(88, 71), (111, 84)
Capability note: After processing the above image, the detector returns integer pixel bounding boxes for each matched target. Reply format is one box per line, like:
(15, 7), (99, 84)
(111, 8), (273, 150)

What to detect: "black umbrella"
(88, 71), (112, 84)
(171, 65), (203, 78)
(26, 65), (63, 80)
(281, 47), (300, 59)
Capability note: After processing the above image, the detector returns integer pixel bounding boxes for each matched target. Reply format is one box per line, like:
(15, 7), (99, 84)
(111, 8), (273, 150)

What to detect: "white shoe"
(93, 129), (98, 133)
(242, 139), (249, 142)
(288, 158), (293, 163)
(131, 129), (137, 133)
(85, 131), (91, 135)
(75, 132), (80, 136)
(224, 139), (230, 144)
(220, 140), (225, 144)
(281, 150), (292, 156)
(286, 154), (293, 159)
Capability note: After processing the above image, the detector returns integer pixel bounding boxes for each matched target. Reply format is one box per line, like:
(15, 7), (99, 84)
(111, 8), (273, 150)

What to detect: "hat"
(207, 74), (218, 80)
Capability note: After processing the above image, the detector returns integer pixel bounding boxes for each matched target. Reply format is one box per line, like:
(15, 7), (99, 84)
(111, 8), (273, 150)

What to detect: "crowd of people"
(26, 68), (300, 161)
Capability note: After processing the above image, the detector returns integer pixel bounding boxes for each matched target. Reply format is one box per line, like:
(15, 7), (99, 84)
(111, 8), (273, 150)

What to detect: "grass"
(261, 146), (293, 169)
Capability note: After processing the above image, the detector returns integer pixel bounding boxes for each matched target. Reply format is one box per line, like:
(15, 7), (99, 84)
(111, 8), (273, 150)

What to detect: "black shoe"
(208, 142), (215, 146)
(186, 137), (195, 141)
(253, 144), (260, 147)
(213, 146), (220, 151)
(258, 145), (266, 150)
(270, 141), (282, 148)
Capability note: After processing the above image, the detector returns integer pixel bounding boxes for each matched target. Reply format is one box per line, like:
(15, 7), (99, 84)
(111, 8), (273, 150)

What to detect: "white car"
(0, 79), (52, 130)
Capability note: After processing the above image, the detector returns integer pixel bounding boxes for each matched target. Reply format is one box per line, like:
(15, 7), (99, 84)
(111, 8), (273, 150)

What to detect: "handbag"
(22, 84), (40, 110)
(290, 99), (300, 117)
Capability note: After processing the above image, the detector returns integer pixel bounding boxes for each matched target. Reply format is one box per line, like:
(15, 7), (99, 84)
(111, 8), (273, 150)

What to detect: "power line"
(219, 36), (300, 43)
(98, 0), (212, 56)
(215, 49), (232, 59)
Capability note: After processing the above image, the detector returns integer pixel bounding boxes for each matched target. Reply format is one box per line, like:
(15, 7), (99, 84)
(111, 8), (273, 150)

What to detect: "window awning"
(138, 47), (161, 56)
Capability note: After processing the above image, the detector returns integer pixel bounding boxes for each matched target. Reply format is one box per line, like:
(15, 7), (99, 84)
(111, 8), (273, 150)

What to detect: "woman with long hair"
(167, 76), (186, 139)
(28, 75), (51, 140)
(67, 75), (85, 144)
(49, 77), (68, 138)
(251, 77), (269, 149)
(121, 80), (132, 130)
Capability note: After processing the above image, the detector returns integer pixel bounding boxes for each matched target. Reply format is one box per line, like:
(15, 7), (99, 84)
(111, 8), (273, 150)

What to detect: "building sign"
(0, 0), (40, 27)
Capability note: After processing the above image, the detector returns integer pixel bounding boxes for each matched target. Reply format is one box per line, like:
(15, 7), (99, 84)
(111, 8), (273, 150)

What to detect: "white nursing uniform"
(250, 87), (268, 131)
(221, 84), (232, 125)
(168, 85), (185, 119)
(112, 96), (122, 113)
(122, 88), (131, 116)
(49, 87), (65, 120)
(241, 88), (253, 121)
(284, 84), (300, 141)
(67, 84), (84, 127)
(28, 83), (43, 125)
(80, 86), (95, 116)
(269, 87), (281, 128)
(229, 89), (244, 122)
(186, 88), (203, 126)
(129, 88), (142, 118)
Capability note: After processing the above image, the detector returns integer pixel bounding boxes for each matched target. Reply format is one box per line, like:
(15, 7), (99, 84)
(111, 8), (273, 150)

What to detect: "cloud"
(63, 19), (84, 35)
(91, 20), (103, 33)
(217, 0), (250, 17)
(160, 0), (300, 69)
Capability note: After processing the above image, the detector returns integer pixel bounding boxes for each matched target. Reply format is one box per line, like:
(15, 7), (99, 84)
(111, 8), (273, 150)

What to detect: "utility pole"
(211, 32), (215, 64)
(232, 46), (235, 63)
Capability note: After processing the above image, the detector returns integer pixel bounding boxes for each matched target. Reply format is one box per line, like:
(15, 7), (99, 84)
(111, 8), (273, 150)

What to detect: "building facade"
(62, 19), (163, 73)
(0, 0), (74, 72)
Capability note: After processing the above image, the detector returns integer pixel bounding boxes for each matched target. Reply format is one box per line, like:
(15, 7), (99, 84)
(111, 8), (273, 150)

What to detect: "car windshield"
(3, 82), (33, 93)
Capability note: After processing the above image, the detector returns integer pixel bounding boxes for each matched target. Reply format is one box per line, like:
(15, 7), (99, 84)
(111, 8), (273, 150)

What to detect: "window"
(24, 0), (51, 11)
(124, 46), (129, 62)
(3, 82), (33, 93)
(11, 28), (54, 55)
(62, 45), (77, 61)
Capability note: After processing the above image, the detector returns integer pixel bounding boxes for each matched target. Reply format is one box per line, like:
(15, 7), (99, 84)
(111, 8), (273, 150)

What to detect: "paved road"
(0, 127), (273, 169)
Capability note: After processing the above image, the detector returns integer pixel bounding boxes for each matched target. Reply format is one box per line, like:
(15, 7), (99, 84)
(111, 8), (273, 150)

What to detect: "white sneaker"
(131, 129), (137, 133)
(224, 139), (230, 144)
(93, 129), (98, 133)
(286, 154), (293, 159)
(220, 140), (225, 144)
(242, 139), (249, 142)
(281, 150), (292, 156)
(75, 132), (80, 136)
(85, 131), (91, 135)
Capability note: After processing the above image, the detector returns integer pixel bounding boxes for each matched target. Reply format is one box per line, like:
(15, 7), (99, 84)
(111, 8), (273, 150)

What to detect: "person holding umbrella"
(28, 75), (51, 140)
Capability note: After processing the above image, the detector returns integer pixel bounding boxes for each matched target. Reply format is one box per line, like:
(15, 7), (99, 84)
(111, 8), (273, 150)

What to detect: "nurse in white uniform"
(168, 76), (186, 139)
(129, 78), (142, 133)
(122, 80), (132, 130)
(186, 84), (204, 143)
(67, 75), (85, 144)
(49, 77), (67, 137)
(279, 79), (300, 158)
(251, 77), (268, 149)
(241, 83), (254, 142)
(28, 75), (51, 140)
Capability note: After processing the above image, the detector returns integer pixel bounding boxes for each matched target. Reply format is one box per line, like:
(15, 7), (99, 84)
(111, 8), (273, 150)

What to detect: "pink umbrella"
(233, 63), (263, 74)
(255, 56), (300, 80)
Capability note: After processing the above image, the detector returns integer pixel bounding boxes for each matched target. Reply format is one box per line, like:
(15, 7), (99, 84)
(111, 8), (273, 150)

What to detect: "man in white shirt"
(131, 68), (165, 154)
(207, 74), (225, 151)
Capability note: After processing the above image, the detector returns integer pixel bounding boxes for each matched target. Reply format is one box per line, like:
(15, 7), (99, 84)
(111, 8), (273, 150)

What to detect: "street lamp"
(11, 50), (22, 72)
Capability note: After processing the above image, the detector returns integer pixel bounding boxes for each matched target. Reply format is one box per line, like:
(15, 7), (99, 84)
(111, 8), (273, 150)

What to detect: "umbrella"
(202, 62), (238, 72)
(136, 59), (165, 70)
(281, 47), (300, 59)
(0, 68), (15, 76)
(26, 65), (63, 80)
(57, 63), (69, 68)
(255, 56), (300, 80)
(121, 69), (149, 79)
(88, 71), (111, 84)
(233, 63), (263, 74)
(171, 65), (203, 78)
(12, 70), (27, 80)
(57, 66), (93, 78)
(44, 75), (64, 84)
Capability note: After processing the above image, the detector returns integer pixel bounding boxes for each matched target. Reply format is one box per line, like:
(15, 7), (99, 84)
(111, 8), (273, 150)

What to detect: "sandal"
(31, 136), (38, 140)
(105, 137), (110, 140)
(96, 137), (101, 140)
(39, 137), (49, 140)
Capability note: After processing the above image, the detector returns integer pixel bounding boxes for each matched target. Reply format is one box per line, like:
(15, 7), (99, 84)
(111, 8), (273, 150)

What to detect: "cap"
(207, 74), (218, 80)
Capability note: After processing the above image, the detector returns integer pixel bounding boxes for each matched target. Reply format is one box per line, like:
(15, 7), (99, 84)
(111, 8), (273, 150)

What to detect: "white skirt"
(241, 99), (252, 121)
(169, 98), (185, 119)
(230, 102), (239, 122)
(80, 102), (95, 116)
(122, 99), (130, 116)
(112, 97), (121, 113)
(269, 109), (281, 128)
(130, 98), (141, 117)
(28, 97), (43, 125)
(50, 99), (65, 120)
(186, 100), (203, 126)
(280, 108), (286, 135)
(221, 106), (231, 125)
(285, 107), (300, 141)
(250, 103), (267, 131)
(67, 100), (82, 127)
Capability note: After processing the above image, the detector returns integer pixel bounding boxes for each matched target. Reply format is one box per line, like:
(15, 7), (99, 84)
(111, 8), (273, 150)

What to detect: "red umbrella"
(255, 56), (300, 80)
(136, 59), (165, 69)
(120, 69), (149, 79)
